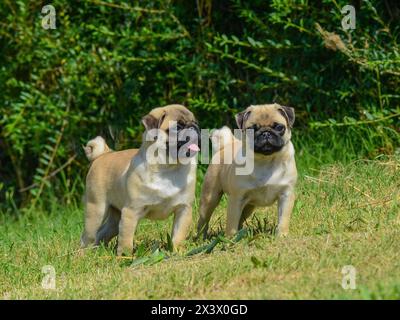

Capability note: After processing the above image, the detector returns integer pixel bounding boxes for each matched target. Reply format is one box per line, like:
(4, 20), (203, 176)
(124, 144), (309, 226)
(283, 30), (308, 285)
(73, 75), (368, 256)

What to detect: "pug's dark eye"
(274, 123), (285, 132)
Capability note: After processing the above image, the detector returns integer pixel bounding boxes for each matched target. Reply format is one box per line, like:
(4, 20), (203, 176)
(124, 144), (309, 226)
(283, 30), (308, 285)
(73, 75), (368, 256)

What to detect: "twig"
(376, 67), (384, 112)
(31, 121), (67, 206)
(85, 0), (165, 14)
(344, 180), (376, 202)
(56, 246), (99, 258)
(85, 0), (190, 39)
(311, 111), (400, 128)
(101, 255), (135, 260)
(304, 175), (332, 184)
(315, 23), (400, 77)
(169, 13), (191, 39)
(19, 154), (77, 192)
(30, 93), (71, 206)
(349, 195), (399, 210)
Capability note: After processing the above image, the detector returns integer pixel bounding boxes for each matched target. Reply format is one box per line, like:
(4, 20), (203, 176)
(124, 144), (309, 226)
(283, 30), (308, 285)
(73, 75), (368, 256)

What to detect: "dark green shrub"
(0, 0), (399, 211)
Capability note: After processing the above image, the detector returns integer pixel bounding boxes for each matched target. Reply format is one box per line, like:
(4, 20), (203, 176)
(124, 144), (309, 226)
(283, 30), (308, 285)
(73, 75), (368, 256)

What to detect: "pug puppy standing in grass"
(197, 103), (297, 238)
(81, 104), (200, 256)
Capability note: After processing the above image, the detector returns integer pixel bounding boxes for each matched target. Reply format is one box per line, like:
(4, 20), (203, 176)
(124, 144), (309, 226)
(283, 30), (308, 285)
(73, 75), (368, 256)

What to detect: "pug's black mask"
(250, 123), (286, 155)
(167, 121), (201, 158)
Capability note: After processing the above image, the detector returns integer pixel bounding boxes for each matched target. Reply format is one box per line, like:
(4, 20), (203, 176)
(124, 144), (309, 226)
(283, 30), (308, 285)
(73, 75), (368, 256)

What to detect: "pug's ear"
(235, 110), (251, 129)
(142, 111), (167, 130)
(141, 114), (158, 130)
(278, 106), (295, 128)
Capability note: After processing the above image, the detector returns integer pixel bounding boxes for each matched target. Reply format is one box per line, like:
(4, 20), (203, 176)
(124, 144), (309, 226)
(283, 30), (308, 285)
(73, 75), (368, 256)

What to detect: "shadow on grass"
(97, 215), (277, 268)
(199, 215), (276, 241)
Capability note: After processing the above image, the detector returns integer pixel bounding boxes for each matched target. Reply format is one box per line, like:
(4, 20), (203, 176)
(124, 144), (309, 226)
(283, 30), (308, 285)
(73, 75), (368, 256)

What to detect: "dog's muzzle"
(168, 122), (201, 158)
(253, 128), (285, 155)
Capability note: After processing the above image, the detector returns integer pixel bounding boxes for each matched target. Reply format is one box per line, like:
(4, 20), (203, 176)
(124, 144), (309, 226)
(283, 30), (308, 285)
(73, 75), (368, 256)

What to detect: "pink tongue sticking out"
(188, 144), (200, 152)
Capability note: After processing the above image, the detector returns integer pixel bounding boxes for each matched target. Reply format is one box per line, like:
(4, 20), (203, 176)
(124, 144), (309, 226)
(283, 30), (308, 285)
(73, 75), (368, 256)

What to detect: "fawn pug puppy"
(198, 103), (297, 238)
(81, 104), (200, 255)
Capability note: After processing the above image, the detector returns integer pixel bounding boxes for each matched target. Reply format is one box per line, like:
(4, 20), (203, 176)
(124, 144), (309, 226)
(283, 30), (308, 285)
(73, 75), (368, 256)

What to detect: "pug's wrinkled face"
(142, 104), (200, 158)
(236, 104), (295, 156)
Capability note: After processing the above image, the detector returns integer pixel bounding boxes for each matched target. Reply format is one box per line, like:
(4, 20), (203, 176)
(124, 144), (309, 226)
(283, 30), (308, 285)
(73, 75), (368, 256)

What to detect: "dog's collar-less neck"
(253, 141), (293, 163)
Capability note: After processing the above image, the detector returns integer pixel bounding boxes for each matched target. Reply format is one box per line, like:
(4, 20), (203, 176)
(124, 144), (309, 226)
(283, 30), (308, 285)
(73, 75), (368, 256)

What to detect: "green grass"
(1, 157), (399, 299)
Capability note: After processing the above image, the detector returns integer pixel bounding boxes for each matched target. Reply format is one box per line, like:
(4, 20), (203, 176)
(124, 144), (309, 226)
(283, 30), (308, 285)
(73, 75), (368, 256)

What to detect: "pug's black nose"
(262, 131), (271, 139)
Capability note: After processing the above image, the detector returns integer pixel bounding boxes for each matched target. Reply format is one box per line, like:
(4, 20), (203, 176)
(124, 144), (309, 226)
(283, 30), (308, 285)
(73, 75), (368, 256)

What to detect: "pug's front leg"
(225, 197), (243, 237)
(117, 206), (143, 256)
(172, 205), (192, 249)
(277, 189), (295, 237)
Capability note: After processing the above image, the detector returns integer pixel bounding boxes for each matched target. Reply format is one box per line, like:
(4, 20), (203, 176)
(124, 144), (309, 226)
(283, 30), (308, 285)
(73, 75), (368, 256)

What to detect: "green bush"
(0, 0), (399, 211)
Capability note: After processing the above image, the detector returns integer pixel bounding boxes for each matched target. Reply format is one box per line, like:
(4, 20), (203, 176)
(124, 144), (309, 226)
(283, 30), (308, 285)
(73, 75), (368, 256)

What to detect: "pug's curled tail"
(210, 126), (235, 153)
(83, 136), (111, 162)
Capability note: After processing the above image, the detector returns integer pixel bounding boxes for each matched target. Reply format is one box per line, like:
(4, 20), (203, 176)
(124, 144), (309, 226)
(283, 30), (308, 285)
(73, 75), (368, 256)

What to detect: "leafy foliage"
(0, 0), (399, 211)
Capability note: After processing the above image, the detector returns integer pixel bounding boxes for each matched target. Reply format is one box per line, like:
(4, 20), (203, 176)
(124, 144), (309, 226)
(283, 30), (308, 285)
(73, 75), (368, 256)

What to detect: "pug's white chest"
(243, 162), (293, 206)
(142, 172), (194, 220)
(247, 185), (285, 206)
(130, 165), (195, 210)
(145, 175), (182, 198)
